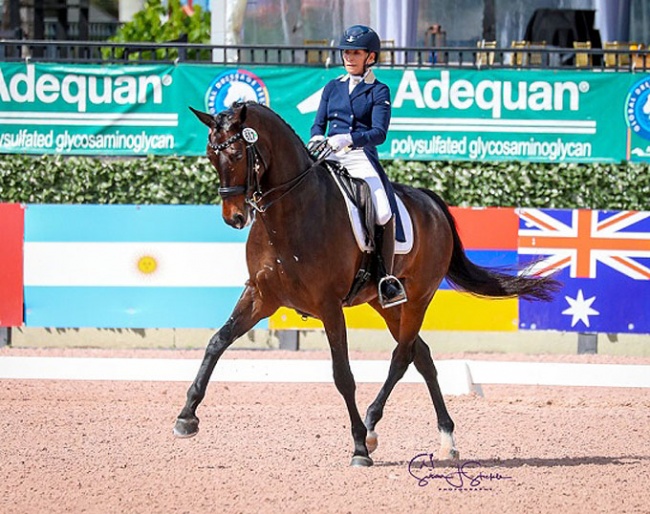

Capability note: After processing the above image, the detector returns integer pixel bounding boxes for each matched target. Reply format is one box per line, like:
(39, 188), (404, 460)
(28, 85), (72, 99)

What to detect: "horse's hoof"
(366, 431), (379, 454)
(173, 418), (199, 439)
(350, 455), (374, 467)
(438, 447), (460, 461)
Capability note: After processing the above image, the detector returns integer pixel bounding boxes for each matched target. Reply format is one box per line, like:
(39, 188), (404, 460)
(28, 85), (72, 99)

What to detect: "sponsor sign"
(204, 69), (269, 114)
(625, 75), (650, 160)
(1, 62), (649, 162)
(0, 63), (178, 155)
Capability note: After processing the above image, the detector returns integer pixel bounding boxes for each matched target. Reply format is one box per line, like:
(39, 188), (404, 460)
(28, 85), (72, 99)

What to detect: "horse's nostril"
(233, 213), (246, 228)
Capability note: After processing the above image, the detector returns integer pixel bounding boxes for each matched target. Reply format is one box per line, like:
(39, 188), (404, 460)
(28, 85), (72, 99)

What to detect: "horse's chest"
(252, 253), (303, 283)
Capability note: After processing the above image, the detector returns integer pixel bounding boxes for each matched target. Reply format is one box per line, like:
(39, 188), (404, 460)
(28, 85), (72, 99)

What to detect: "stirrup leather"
(378, 275), (408, 308)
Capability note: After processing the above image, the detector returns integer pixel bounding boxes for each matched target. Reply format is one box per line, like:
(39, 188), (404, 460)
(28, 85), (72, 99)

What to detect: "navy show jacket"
(310, 71), (405, 241)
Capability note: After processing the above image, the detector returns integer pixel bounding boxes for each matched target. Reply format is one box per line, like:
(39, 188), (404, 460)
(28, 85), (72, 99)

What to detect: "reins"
(210, 126), (333, 214)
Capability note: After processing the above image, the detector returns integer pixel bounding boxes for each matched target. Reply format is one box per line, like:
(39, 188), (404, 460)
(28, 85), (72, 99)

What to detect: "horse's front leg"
(321, 305), (372, 467)
(173, 285), (271, 438)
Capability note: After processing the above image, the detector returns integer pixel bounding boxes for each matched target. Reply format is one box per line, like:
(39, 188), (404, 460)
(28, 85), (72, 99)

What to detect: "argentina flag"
(24, 204), (258, 328)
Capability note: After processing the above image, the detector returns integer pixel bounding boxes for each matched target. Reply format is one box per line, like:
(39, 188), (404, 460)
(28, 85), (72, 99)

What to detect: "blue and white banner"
(23, 204), (257, 328)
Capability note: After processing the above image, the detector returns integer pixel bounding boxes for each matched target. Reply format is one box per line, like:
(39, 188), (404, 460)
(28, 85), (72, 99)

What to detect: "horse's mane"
(231, 101), (311, 154)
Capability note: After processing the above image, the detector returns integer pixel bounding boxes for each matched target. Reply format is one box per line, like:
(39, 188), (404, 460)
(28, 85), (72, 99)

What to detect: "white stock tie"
(349, 76), (361, 93)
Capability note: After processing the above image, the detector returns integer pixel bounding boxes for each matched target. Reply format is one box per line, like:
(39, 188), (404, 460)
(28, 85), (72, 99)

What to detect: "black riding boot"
(375, 216), (407, 308)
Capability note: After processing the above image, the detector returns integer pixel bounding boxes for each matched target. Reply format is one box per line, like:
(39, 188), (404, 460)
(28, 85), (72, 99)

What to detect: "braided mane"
(231, 101), (311, 154)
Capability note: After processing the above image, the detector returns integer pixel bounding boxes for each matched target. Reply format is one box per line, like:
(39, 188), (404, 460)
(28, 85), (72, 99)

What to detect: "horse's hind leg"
(364, 342), (415, 453)
(412, 336), (459, 460)
(174, 285), (271, 438)
(364, 302), (419, 454)
(364, 303), (458, 460)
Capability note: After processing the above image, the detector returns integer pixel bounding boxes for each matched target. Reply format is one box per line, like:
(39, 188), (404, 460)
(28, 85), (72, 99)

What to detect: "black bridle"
(210, 129), (265, 201)
(209, 127), (332, 213)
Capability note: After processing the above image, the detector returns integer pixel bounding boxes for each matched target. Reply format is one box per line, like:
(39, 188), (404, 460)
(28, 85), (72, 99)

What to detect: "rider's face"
(342, 49), (375, 75)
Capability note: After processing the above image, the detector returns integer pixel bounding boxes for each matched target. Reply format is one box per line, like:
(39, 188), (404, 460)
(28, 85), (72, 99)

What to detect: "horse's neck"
(265, 151), (311, 190)
(260, 161), (341, 234)
(253, 108), (344, 227)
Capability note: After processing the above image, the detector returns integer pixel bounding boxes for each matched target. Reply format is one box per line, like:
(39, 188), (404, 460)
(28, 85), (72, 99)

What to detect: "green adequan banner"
(1, 62), (650, 162)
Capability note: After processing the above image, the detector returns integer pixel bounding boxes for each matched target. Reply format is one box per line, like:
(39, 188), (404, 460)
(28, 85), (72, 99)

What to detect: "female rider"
(308, 24), (407, 308)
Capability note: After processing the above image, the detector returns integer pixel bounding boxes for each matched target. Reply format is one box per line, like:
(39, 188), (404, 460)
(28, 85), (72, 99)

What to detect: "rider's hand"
(307, 135), (325, 153)
(307, 135), (327, 159)
(327, 133), (353, 152)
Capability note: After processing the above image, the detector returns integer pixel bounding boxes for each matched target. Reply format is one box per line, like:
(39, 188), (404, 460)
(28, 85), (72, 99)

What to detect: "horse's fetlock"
(352, 424), (368, 442)
(439, 420), (455, 434)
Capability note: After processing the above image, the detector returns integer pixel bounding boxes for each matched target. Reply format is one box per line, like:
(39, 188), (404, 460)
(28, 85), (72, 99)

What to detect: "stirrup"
(378, 275), (408, 309)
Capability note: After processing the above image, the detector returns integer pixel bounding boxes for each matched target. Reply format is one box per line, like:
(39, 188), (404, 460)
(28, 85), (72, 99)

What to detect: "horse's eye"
(227, 147), (244, 161)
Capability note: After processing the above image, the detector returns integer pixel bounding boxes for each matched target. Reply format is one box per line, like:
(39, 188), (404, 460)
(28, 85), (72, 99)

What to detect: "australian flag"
(517, 208), (650, 334)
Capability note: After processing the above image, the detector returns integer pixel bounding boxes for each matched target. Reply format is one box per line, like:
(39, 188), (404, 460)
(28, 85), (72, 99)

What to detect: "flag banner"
(439, 207), (518, 290)
(23, 205), (258, 329)
(518, 208), (650, 333)
(19, 204), (650, 333)
(0, 203), (24, 326)
(2, 62), (649, 162)
(270, 207), (520, 332)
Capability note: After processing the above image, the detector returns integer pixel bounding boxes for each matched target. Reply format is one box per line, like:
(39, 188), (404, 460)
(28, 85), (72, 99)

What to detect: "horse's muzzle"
(222, 203), (251, 229)
(229, 212), (248, 229)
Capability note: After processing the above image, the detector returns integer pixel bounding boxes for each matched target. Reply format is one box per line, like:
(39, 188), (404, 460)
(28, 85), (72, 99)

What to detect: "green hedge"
(384, 160), (650, 210)
(1, 154), (649, 210)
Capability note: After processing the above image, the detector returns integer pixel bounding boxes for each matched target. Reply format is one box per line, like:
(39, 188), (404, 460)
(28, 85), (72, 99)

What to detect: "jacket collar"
(339, 69), (377, 85)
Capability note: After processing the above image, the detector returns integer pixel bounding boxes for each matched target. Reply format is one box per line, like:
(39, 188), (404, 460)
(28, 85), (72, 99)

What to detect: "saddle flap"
(327, 162), (375, 247)
(327, 163), (414, 255)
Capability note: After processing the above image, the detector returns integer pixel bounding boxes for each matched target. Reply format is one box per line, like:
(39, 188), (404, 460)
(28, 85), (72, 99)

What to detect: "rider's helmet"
(338, 25), (381, 66)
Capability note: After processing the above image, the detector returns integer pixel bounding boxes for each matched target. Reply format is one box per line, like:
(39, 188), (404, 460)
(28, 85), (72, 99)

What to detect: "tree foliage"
(105, 0), (211, 60)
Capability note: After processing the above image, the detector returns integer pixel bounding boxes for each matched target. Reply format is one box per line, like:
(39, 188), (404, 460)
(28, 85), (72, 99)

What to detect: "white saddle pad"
(331, 175), (414, 254)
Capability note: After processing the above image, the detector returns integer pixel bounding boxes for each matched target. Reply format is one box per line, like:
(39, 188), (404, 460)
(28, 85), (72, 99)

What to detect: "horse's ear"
(189, 106), (216, 128)
(232, 101), (248, 124)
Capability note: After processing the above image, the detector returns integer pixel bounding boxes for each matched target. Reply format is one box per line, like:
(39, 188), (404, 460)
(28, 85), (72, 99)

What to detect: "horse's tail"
(420, 188), (561, 301)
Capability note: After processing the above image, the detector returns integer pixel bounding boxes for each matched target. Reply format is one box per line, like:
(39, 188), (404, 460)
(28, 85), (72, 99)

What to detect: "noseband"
(209, 125), (329, 214)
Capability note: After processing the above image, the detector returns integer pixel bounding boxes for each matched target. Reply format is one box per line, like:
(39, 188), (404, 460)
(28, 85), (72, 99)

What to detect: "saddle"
(325, 160), (416, 305)
(325, 161), (414, 255)
(325, 160), (376, 250)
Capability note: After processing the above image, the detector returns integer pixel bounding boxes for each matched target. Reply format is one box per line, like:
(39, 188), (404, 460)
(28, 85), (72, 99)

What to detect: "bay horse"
(173, 101), (559, 467)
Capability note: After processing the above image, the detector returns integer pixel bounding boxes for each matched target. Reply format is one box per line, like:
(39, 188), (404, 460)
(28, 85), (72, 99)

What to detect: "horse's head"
(192, 101), (314, 228)
(190, 102), (262, 229)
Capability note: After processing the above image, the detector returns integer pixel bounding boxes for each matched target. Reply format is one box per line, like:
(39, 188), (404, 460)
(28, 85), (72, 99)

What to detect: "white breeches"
(330, 148), (392, 225)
